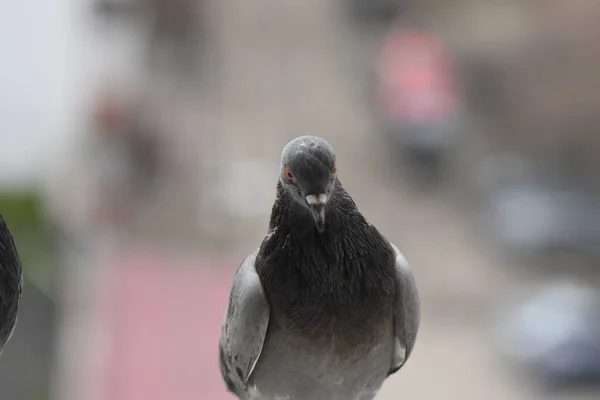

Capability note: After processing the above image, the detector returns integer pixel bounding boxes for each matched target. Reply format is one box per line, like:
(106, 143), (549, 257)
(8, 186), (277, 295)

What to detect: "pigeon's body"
(249, 324), (393, 400)
(0, 214), (23, 354)
(220, 136), (420, 400)
(247, 182), (396, 400)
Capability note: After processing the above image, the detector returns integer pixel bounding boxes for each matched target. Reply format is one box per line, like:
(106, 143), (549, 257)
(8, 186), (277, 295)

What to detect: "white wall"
(0, 0), (148, 191)
(0, 0), (78, 189)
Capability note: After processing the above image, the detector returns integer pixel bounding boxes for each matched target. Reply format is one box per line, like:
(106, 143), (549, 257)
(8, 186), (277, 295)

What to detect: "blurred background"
(2, 0), (600, 399)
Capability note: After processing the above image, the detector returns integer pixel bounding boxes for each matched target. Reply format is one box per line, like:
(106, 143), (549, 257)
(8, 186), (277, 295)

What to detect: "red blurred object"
(88, 252), (237, 400)
(92, 94), (133, 132)
(376, 28), (461, 123)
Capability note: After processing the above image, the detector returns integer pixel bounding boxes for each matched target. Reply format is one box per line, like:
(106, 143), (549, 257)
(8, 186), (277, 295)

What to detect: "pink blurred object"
(377, 28), (461, 123)
(92, 252), (238, 400)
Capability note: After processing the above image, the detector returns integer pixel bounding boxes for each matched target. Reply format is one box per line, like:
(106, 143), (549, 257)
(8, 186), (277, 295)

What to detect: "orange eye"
(285, 167), (295, 182)
(332, 166), (338, 175)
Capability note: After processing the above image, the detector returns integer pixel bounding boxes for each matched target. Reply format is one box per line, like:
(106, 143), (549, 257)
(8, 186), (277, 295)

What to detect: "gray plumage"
(219, 136), (420, 400)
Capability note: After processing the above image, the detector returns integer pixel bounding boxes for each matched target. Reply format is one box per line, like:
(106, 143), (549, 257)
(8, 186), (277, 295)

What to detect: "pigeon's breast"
(257, 220), (397, 355)
(248, 320), (394, 400)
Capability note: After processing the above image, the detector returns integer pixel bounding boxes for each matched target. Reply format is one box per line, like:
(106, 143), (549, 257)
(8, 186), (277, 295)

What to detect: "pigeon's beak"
(306, 194), (327, 233)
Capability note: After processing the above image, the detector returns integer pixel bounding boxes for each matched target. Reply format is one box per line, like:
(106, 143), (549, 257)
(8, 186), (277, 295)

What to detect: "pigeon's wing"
(388, 243), (421, 376)
(219, 250), (270, 395)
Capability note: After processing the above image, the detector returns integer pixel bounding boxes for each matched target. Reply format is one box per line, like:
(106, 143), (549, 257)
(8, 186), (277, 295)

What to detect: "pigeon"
(219, 136), (420, 400)
(0, 213), (22, 355)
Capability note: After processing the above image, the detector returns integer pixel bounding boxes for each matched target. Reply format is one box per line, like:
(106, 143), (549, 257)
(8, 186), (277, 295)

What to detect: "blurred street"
(3, 0), (600, 399)
(193, 1), (544, 399)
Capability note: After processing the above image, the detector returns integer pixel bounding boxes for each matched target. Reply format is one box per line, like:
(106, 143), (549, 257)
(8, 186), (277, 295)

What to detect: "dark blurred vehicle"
(375, 27), (464, 186)
(474, 153), (600, 266)
(492, 282), (600, 389)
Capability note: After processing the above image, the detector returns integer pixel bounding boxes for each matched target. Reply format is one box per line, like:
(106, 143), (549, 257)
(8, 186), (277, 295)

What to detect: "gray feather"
(219, 250), (270, 395)
(388, 243), (420, 375)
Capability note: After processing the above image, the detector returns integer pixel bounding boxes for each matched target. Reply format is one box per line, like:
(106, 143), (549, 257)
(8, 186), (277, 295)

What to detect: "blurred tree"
(0, 193), (57, 288)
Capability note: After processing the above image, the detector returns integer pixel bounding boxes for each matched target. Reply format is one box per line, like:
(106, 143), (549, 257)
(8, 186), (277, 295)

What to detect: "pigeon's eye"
(332, 166), (338, 175)
(285, 167), (295, 182)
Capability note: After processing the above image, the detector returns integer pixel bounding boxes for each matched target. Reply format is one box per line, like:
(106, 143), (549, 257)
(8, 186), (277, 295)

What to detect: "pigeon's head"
(280, 136), (337, 233)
